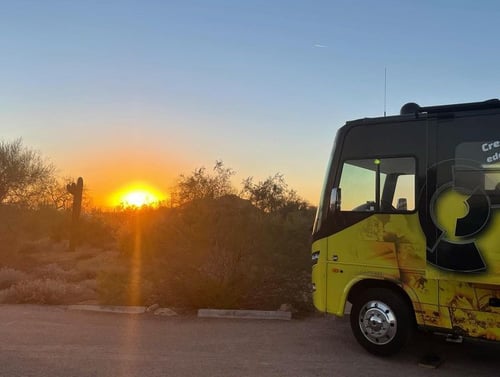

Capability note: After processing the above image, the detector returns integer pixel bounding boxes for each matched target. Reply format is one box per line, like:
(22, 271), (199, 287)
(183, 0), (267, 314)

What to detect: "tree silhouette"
(172, 160), (236, 205)
(0, 139), (54, 207)
(241, 173), (308, 213)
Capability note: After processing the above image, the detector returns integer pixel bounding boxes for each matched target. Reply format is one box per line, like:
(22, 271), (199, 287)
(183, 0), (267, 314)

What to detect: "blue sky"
(1, 0), (499, 205)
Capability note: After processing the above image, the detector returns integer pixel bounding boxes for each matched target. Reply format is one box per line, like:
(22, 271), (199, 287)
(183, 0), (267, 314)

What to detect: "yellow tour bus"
(312, 99), (500, 356)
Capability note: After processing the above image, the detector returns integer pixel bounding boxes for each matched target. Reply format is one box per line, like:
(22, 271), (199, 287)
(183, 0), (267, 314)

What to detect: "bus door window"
(338, 157), (416, 213)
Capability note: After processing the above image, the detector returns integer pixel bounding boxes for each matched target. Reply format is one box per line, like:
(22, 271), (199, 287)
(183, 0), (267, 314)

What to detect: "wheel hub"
(359, 300), (397, 345)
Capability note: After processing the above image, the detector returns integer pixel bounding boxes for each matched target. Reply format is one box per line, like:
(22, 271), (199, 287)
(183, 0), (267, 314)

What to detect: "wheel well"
(347, 279), (417, 324)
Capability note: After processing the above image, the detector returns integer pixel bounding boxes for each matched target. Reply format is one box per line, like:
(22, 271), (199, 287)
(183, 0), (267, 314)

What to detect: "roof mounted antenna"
(384, 67), (387, 117)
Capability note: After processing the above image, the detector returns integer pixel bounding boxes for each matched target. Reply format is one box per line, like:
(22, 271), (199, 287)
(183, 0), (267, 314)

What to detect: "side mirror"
(329, 188), (341, 213)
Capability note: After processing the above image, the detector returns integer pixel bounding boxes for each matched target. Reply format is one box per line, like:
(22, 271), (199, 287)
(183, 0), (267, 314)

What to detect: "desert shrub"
(115, 205), (168, 256)
(172, 160), (236, 206)
(96, 271), (128, 305)
(0, 233), (20, 262)
(79, 279), (98, 292)
(34, 263), (82, 282)
(0, 278), (91, 304)
(74, 248), (101, 261)
(0, 243), (38, 272)
(0, 203), (115, 254)
(96, 270), (154, 306)
(75, 250), (123, 280)
(48, 212), (68, 243)
(0, 206), (68, 270)
(146, 164), (315, 311)
(253, 208), (316, 311)
(78, 211), (116, 249)
(139, 195), (315, 310)
(17, 240), (44, 254)
(0, 205), (66, 241)
(141, 196), (260, 308)
(21, 206), (65, 239)
(0, 267), (29, 289)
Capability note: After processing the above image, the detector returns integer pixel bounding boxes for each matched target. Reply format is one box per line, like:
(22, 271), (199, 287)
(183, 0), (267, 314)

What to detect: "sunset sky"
(2, 1), (500, 207)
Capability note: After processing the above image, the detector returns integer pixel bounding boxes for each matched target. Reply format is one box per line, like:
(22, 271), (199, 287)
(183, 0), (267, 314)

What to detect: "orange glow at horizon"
(109, 182), (167, 208)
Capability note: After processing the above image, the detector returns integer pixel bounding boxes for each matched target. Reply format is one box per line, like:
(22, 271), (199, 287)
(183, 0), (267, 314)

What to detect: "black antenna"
(384, 67), (387, 117)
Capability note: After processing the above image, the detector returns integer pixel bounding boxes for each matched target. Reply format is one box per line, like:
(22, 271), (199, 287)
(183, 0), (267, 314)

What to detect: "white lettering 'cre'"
(482, 141), (500, 152)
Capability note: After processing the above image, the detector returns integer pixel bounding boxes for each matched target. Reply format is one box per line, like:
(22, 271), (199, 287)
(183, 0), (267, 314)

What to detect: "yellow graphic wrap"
(313, 212), (500, 340)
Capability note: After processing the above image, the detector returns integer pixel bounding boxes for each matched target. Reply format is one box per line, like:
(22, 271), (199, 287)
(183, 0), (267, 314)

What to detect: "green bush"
(96, 270), (154, 306)
(140, 196), (315, 310)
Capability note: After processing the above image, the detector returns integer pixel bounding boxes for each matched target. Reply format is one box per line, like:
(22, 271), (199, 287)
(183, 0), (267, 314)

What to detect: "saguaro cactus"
(67, 177), (83, 251)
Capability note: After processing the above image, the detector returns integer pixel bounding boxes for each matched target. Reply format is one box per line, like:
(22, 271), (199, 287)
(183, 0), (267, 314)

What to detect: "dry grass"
(0, 238), (124, 304)
(0, 267), (29, 289)
(34, 263), (83, 282)
(0, 278), (95, 304)
(0, 207), (136, 306)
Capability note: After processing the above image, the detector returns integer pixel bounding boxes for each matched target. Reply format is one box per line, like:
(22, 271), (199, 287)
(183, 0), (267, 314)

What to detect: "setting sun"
(122, 190), (157, 207)
(109, 182), (166, 208)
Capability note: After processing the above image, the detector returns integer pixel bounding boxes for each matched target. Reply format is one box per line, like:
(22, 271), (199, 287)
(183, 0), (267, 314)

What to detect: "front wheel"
(350, 288), (414, 356)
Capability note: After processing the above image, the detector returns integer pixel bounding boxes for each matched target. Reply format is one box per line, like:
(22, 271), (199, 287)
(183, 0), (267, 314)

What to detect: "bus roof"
(345, 98), (500, 128)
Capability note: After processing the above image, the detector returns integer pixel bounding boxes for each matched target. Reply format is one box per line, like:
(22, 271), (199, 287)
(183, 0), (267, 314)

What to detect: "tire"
(349, 287), (414, 356)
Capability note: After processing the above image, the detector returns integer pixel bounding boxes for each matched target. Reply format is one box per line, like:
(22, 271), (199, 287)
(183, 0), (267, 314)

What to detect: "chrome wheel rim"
(359, 300), (397, 345)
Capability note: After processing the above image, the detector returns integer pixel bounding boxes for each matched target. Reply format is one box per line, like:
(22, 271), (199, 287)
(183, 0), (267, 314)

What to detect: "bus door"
(427, 115), (500, 339)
